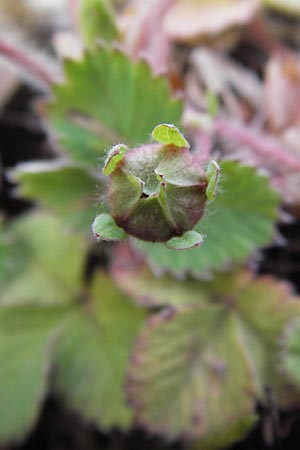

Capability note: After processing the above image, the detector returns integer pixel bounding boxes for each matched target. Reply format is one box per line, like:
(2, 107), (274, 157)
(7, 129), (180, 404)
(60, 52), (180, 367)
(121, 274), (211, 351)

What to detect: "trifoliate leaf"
(126, 271), (300, 443)
(51, 272), (146, 430)
(135, 161), (280, 277)
(0, 305), (68, 442)
(50, 47), (183, 165)
(166, 230), (204, 250)
(92, 213), (127, 241)
(12, 162), (103, 233)
(79, 0), (118, 48)
(0, 212), (85, 306)
(151, 124), (190, 148)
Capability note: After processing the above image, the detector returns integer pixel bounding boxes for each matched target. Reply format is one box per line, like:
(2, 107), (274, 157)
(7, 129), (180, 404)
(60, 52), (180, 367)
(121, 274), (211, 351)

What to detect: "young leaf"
(103, 144), (128, 175)
(151, 124), (190, 148)
(126, 271), (300, 442)
(49, 47), (183, 165)
(12, 162), (103, 233)
(166, 230), (204, 250)
(79, 0), (118, 48)
(0, 305), (68, 442)
(51, 272), (146, 430)
(92, 213), (127, 241)
(135, 161), (280, 277)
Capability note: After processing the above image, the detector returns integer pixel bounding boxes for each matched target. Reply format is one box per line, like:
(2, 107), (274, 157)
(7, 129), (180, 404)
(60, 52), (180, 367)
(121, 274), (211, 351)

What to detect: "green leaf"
(263, 0), (300, 14)
(79, 0), (118, 48)
(0, 212), (85, 306)
(135, 161), (280, 277)
(52, 272), (146, 430)
(205, 90), (219, 118)
(12, 162), (103, 233)
(166, 230), (204, 250)
(92, 213), (127, 241)
(205, 160), (220, 201)
(50, 47), (183, 165)
(280, 321), (300, 389)
(0, 305), (68, 442)
(151, 124), (190, 148)
(126, 271), (300, 443)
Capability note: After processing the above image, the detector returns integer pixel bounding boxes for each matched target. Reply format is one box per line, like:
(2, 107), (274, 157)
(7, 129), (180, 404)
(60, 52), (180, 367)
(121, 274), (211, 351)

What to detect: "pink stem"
(214, 119), (300, 172)
(0, 40), (59, 86)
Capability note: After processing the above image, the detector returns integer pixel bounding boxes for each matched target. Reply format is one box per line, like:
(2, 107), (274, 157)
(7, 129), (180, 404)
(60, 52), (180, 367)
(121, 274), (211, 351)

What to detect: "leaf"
(0, 305), (67, 442)
(49, 47), (183, 165)
(12, 162), (103, 233)
(79, 0), (118, 48)
(103, 144), (128, 175)
(92, 213), (127, 241)
(166, 230), (204, 250)
(151, 124), (190, 148)
(126, 271), (300, 443)
(135, 161), (280, 277)
(280, 321), (300, 389)
(51, 272), (146, 430)
(0, 212), (85, 306)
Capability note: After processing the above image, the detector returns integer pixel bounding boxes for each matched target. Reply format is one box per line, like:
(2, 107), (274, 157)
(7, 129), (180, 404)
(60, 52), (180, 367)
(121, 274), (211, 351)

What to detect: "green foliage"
(13, 163), (103, 232)
(136, 161), (280, 277)
(166, 230), (204, 250)
(79, 0), (118, 48)
(0, 213), (146, 441)
(49, 47), (183, 165)
(121, 253), (300, 444)
(281, 321), (300, 389)
(92, 213), (127, 241)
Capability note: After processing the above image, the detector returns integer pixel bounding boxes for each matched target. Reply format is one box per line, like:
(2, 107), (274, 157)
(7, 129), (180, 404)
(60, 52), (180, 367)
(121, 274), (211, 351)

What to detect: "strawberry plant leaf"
(126, 271), (300, 443)
(51, 272), (146, 430)
(0, 305), (68, 442)
(0, 212), (85, 306)
(135, 161), (280, 277)
(280, 321), (300, 389)
(49, 47), (183, 165)
(79, 0), (118, 48)
(12, 162), (104, 233)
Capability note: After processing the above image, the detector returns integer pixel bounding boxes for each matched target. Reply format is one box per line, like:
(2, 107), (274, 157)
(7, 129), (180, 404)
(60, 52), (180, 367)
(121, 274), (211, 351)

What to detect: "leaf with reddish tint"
(125, 266), (300, 444)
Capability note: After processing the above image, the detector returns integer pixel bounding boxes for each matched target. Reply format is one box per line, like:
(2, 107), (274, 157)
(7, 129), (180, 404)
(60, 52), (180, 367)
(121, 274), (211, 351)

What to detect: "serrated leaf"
(135, 161), (280, 277)
(166, 230), (204, 250)
(12, 162), (103, 233)
(0, 305), (67, 442)
(79, 0), (118, 48)
(126, 272), (300, 443)
(51, 272), (146, 430)
(92, 213), (127, 241)
(0, 212), (85, 306)
(151, 124), (190, 148)
(50, 47), (183, 165)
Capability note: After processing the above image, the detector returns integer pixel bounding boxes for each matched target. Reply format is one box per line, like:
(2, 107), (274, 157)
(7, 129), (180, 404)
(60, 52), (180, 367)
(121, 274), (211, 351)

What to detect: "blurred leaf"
(0, 305), (68, 442)
(50, 47), (183, 165)
(0, 212), (85, 306)
(280, 321), (300, 389)
(136, 161), (280, 277)
(52, 272), (146, 430)
(263, 0), (300, 14)
(79, 0), (118, 48)
(12, 162), (104, 233)
(126, 271), (300, 443)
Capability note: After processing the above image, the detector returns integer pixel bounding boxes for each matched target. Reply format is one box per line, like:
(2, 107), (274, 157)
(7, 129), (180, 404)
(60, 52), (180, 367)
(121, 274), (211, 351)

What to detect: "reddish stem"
(0, 40), (59, 86)
(214, 119), (300, 172)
